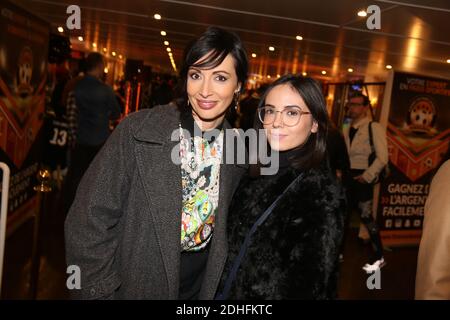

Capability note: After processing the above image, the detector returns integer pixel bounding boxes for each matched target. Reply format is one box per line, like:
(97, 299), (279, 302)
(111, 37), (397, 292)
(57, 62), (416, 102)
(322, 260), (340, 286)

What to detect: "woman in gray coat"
(64, 27), (248, 299)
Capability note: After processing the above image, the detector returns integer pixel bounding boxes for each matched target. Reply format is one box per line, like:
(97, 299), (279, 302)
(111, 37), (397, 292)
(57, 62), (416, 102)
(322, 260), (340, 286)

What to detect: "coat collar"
(132, 103), (180, 144)
(132, 103), (235, 144)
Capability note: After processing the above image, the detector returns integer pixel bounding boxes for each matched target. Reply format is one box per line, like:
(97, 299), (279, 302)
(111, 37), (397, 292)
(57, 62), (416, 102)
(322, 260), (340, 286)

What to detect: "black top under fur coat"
(220, 155), (346, 300)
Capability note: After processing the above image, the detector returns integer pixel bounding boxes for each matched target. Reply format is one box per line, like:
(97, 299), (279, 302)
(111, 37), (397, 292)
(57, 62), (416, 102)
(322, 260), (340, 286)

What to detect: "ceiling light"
(103, 48), (107, 52)
(78, 36), (84, 41)
(348, 68), (354, 73)
(104, 68), (108, 74)
(57, 26), (64, 33)
(166, 47), (171, 52)
(358, 10), (367, 17)
(112, 51), (116, 57)
(296, 35), (303, 41)
(160, 31), (167, 36)
(154, 14), (161, 20)
(302, 72), (307, 76)
(277, 74), (281, 78)
(251, 53), (257, 58)
(92, 43), (97, 48)
(164, 41), (169, 46)
(267, 75), (271, 79)
(446, 59), (450, 63)
(321, 70), (327, 75)
(269, 46), (275, 52)
(119, 54), (123, 59)
(386, 64), (393, 69)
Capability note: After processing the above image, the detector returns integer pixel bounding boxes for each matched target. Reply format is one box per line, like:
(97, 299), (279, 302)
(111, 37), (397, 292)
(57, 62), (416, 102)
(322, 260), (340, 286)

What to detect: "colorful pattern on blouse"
(179, 126), (223, 252)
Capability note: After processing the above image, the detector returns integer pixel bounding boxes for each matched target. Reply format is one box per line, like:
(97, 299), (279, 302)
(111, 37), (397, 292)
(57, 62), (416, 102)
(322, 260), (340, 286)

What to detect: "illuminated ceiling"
(10, 0), (450, 81)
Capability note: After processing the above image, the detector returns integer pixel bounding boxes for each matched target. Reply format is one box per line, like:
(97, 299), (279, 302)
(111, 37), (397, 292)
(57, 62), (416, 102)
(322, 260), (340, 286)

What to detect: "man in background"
(343, 92), (388, 273)
(62, 52), (121, 214)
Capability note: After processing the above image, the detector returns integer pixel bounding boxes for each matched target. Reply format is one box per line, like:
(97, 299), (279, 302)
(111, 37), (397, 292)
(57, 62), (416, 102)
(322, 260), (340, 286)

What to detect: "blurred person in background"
(343, 92), (388, 273)
(62, 52), (121, 215)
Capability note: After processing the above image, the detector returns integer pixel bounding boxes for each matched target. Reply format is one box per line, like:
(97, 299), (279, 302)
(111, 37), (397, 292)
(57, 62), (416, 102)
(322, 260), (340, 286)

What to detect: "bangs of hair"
(190, 49), (229, 70)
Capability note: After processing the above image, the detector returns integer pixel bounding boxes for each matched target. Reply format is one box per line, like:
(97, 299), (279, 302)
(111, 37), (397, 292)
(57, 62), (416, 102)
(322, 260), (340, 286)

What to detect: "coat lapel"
(199, 122), (247, 299)
(198, 162), (233, 299)
(133, 105), (182, 299)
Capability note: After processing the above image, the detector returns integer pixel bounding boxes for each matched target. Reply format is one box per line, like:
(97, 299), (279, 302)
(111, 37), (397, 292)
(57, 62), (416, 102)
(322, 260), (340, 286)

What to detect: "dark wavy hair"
(255, 74), (329, 171)
(178, 26), (248, 107)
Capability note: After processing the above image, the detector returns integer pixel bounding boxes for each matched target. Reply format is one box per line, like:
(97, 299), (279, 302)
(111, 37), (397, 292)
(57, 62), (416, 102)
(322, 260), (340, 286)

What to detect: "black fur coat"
(220, 165), (346, 299)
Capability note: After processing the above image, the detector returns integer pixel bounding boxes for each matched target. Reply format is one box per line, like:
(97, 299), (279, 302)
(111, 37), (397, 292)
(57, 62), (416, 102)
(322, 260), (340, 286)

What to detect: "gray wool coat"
(65, 103), (247, 299)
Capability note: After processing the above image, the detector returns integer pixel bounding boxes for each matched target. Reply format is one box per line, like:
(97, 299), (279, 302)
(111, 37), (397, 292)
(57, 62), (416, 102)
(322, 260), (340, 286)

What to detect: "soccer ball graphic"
(19, 63), (32, 86)
(408, 97), (435, 131)
(16, 47), (34, 98)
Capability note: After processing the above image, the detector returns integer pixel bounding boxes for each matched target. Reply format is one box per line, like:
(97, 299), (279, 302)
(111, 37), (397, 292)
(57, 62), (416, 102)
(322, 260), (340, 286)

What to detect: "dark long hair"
(178, 26), (248, 109)
(255, 74), (329, 171)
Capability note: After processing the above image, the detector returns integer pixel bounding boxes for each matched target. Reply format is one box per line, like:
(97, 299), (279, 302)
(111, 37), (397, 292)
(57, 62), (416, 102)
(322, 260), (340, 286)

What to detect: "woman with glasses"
(218, 74), (346, 299)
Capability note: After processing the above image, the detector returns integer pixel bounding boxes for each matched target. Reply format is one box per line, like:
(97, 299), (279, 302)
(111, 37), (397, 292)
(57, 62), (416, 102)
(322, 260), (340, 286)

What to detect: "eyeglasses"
(257, 105), (311, 127)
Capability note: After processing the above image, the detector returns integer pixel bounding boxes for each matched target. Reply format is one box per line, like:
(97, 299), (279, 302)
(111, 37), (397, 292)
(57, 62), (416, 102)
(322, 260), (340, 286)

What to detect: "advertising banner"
(378, 71), (450, 246)
(0, 1), (49, 230)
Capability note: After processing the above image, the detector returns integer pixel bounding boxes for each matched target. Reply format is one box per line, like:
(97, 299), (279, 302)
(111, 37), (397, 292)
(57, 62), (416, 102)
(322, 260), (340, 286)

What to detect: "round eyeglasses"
(257, 105), (311, 127)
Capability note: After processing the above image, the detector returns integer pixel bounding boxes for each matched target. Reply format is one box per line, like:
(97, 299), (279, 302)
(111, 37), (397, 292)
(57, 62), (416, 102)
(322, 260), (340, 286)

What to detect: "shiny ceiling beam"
(31, 0), (149, 18)
(161, 0), (339, 28)
(41, 11), (444, 67)
(340, 4), (398, 27)
(374, 0), (450, 13)
(162, 17), (444, 64)
(31, 0), (448, 74)
(32, 0), (450, 48)
(39, 12), (196, 38)
(160, 0), (450, 47)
